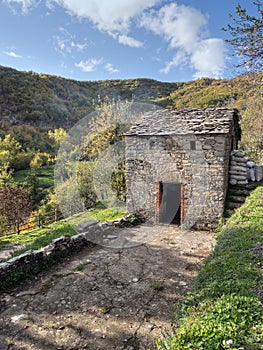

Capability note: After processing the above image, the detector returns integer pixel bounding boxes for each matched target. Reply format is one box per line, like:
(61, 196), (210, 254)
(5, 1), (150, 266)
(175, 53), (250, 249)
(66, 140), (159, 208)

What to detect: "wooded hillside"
(0, 65), (262, 154)
(1, 65), (262, 128)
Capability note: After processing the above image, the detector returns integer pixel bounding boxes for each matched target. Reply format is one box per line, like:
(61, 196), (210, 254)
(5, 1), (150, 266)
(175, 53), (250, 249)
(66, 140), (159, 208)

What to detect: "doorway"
(158, 182), (182, 225)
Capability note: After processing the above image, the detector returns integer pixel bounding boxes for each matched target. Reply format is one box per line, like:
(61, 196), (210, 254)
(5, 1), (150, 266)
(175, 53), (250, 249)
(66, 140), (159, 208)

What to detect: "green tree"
(30, 152), (43, 172)
(76, 161), (97, 209)
(0, 165), (14, 189)
(111, 161), (126, 202)
(81, 97), (132, 161)
(25, 174), (43, 208)
(48, 128), (67, 148)
(225, 1), (263, 71)
(0, 135), (22, 168)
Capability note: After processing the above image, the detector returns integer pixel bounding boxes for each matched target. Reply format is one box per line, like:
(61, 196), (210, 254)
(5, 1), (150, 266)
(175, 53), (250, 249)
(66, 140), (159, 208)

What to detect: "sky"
(0, 0), (258, 82)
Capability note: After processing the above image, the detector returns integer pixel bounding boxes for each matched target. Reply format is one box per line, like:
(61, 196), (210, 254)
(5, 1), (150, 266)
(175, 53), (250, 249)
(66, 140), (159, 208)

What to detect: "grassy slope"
(13, 165), (54, 188)
(0, 205), (126, 256)
(157, 186), (263, 350)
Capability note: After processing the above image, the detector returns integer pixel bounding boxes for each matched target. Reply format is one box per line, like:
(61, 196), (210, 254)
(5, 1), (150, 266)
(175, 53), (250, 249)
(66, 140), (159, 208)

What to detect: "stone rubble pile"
(229, 150), (263, 185)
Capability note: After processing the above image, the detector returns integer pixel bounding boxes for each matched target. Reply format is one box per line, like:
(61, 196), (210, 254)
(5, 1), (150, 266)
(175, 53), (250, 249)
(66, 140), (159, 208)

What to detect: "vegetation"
(0, 203), (125, 254)
(224, 0), (263, 72)
(156, 186), (263, 349)
(0, 187), (32, 228)
(239, 94), (263, 163)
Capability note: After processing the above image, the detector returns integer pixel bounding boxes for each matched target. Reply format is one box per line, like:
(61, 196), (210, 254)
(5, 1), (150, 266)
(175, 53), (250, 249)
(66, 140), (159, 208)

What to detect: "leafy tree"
(48, 128), (67, 148)
(81, 97), (132, 161)
(0, 136), (20, 188)
(39, 188), (60, 215)
(225, 1), (263, 71)
(0, 135), (22, 168)
(0, 165), (14, 189)
(76, 161), (97, 208)
(30, 152), (43, 172)
(0, 186), (32, 224)
(111, 161), (126, 201)
(25, 174), (43, 208)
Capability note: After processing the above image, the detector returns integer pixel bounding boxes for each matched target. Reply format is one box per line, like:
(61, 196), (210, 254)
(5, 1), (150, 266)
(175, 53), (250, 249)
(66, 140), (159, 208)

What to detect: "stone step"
(226, 195), (246, 204)
(227, 188), (251, 197)
(225, 201), (242, 210)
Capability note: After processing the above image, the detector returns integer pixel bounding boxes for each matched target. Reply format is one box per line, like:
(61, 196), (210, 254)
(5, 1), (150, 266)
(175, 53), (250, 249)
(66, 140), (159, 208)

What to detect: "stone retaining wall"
(0, 219), (120, 292)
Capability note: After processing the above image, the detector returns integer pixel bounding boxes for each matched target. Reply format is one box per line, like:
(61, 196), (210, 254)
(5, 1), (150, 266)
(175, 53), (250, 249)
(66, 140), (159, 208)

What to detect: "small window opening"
(190, 141), (196, 150)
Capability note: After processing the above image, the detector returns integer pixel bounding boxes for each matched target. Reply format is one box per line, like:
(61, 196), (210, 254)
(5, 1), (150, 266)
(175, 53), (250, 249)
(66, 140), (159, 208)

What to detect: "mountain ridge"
(0, 65), (262, 132)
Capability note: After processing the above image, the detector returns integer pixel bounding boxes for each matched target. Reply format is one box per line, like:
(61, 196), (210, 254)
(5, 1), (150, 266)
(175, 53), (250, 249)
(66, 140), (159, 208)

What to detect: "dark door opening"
(159, 182), (181, 225)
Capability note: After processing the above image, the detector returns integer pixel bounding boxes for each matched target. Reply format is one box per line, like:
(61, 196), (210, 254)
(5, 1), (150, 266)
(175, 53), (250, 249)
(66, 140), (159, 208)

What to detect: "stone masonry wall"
(126, 133), (232, 229)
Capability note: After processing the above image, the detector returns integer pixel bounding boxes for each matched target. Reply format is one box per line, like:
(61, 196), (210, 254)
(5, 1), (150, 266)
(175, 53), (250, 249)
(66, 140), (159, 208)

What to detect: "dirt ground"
(0, 224), (215, 350)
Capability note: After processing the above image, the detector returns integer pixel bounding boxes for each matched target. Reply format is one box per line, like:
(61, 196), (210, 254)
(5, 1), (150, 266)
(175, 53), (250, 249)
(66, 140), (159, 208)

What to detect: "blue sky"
(0, 0), (258, 82)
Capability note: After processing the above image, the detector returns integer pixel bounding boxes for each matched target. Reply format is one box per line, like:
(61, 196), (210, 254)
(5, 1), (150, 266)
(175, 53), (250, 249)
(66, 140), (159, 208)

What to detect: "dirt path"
(0, 225), (215, 350)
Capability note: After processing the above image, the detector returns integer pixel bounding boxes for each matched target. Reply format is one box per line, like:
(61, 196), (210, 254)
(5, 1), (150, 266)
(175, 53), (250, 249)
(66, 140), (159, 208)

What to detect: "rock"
(106, 235), (118, 240)
(78, 219), (99, 232)
(179, 281), (187, 286)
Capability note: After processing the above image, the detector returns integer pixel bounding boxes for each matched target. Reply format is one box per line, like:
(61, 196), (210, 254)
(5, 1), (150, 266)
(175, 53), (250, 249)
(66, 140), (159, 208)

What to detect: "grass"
(156, 186), (263, 350)
(13, 165), (54, 188)
(0, 204), (126, 258)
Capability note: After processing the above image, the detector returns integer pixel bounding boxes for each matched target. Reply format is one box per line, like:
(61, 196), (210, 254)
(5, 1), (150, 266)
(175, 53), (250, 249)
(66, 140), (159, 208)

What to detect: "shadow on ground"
(0, 225), (215, 350)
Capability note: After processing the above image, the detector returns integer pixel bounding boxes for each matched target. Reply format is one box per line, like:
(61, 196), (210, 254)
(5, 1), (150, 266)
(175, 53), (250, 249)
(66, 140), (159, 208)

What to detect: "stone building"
(125, 108), (240, 229)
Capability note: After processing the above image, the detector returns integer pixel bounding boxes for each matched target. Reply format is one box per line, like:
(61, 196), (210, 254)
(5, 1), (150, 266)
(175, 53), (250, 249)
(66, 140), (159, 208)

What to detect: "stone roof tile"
(126, 108), (236, 136)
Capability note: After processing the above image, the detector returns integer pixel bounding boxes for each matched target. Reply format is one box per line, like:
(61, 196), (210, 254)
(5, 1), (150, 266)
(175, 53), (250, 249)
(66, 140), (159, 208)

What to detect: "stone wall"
(229, 150), (263, 185)
(125, 133), (233, 229)
(0, 219), (114, 292)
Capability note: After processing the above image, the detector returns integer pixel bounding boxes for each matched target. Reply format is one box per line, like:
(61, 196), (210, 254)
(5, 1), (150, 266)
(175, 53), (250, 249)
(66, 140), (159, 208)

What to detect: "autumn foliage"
(0, 186), (32, 224)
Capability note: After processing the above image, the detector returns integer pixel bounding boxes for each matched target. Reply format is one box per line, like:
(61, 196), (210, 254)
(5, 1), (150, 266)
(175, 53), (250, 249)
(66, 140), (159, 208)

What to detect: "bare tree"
(224, 1), (263, 72)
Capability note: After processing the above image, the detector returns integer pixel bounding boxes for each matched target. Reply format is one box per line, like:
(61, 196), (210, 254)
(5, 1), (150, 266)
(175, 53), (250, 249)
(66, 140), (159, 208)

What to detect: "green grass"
(13, 165), (54, 188)
(0, 204), (126, 258)
(156, 186), (263, 350)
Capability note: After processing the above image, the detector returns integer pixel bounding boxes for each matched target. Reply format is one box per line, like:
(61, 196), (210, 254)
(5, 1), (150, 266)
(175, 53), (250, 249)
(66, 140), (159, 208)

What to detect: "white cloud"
(105, 63), (119, 74)
(71, 41), (86, 51)
(140, 3), (208, 51)
(118, 34), (143, 48)
(55, 27), (86, 55)
(3, 0), (37, 13)
(52, 0), (158, 33)
(140, 3), (226, 78)
(2, 0), (227, 78)
(4, 51), (22, 58)
(75, 58), (103, 72)
(191, 38), (226, 79)
(161, 50), (188, 74)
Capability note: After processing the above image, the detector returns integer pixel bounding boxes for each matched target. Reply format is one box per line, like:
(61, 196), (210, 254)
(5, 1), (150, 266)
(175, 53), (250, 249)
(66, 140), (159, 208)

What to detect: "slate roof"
(126, 108), (237, 136)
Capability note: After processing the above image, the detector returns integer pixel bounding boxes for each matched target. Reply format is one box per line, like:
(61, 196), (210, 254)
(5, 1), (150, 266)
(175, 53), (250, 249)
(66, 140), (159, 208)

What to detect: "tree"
(48, 128), (67, 148)
(0, 186), (32, 224)
(76, 161), (97, 208)
(0, 165), (14, 189)
(30, 152), (43, 172)
(111, 161), (126, 202)
(81, 97), (132, 161)
(0, 135), (22, 168)
(225, 1), (263, 71)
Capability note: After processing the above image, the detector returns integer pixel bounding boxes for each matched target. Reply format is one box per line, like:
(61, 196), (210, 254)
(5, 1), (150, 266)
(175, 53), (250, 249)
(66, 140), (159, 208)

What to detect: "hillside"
(0, 65), (262, 151)
(0, 65), (179, 129)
